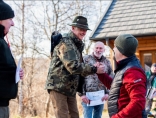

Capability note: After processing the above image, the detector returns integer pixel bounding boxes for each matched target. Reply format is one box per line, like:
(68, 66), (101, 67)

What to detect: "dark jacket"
(0, 25), (17, 106)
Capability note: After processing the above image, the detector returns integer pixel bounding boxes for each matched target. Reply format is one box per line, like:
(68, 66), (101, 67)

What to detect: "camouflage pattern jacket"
(46, 31), (96, 97)
(79, 54), (114, 96)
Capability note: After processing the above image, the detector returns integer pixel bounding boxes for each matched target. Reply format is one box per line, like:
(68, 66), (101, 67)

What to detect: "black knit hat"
(69, 16), (91, 30)
(114, 34), (138, 57)
(0, 0), (14, 20)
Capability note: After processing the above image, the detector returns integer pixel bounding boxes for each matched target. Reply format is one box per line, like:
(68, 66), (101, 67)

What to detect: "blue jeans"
(81, 102), (104, 118)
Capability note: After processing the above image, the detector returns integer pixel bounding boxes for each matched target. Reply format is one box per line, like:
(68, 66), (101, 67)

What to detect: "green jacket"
(46, 31), (96, 96)
(146, 71), (156, 88)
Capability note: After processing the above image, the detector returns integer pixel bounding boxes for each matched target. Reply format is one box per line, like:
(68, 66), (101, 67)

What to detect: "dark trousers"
(0, 106), (9, 118)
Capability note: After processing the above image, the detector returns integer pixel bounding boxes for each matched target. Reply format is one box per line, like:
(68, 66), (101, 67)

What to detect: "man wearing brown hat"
(145, 63), (156, 116)
(46, 16), (104, 118)
(96, 34), (147, 118)
(0, 0), (24, 117)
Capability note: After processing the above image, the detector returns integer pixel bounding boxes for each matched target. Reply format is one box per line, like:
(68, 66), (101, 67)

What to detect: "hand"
(101, 94), (109, 101)
(96, 65), (105, 74)
(94, 62), (100, 67)
(19, 69), (24, 79)
(81, 95), (90, 104)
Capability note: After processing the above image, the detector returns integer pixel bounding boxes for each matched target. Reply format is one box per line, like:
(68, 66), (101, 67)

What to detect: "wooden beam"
(106, 38), (109, 46)
(138, 47), (156, 50)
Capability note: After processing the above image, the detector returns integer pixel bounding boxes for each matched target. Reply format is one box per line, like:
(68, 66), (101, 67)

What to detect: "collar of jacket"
(115, 55), (136, 73)
(0, 25), (5, 38)
(69, 31), (84, 53)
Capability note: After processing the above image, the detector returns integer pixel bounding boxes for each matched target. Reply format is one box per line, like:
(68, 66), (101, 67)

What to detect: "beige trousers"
(0, 106), (9, 118)
(50, 91), (79, 118)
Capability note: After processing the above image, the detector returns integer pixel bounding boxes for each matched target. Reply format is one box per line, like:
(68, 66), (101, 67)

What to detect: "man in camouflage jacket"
(45, 16), (104, 118)
(79, 41), (114, 118)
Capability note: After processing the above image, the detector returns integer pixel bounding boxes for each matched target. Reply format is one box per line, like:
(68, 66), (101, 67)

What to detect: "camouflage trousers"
(50, 90), (79, 118)
(0, 106), (9, 118)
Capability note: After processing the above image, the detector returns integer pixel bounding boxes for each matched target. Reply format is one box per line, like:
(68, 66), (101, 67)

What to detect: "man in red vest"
(97, 34), (147, 118)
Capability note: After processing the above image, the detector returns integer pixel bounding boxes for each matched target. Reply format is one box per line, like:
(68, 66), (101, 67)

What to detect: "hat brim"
(68, 23), (91, 31)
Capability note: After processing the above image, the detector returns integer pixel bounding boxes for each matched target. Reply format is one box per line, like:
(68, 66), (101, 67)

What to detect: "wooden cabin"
(90, 0), (156, 71)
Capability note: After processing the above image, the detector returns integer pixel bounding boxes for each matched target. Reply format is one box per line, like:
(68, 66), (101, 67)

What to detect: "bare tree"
(9, 0), (26, 117)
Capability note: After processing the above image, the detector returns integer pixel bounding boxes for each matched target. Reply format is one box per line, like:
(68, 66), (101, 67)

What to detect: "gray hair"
(94, 41), (105, 48)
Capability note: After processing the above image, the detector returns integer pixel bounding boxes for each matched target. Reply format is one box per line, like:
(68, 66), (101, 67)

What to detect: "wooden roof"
(90, 0), (156, 40)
